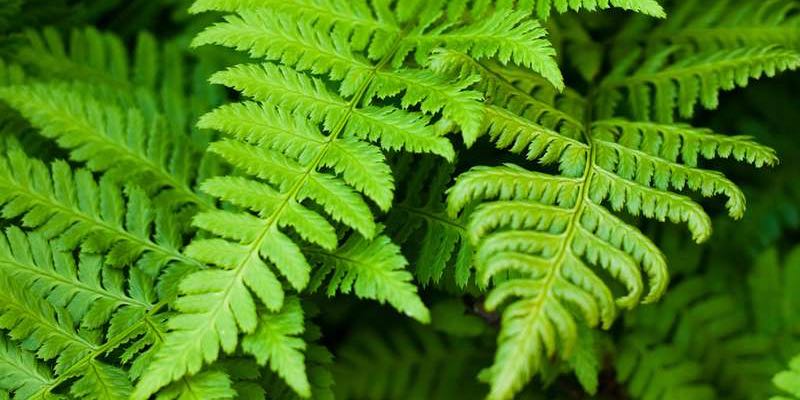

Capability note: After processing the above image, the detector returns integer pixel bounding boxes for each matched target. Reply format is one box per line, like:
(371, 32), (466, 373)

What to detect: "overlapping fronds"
(445, 56), (777, 398)
(644, 0), (800, 51)
(0, 82), (206, 208)
(597, 45), (800, 122)
(0, 145), (192, 273)
(0, 228), (166, 399)
(618, 245), (800, 399)
(131, 0), (559, 396)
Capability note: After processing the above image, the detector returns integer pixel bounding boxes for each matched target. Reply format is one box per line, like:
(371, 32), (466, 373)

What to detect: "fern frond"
(618, 245), (800, 400)
(241, 298), (309, 397)
(156, 369), (236, 400)
(0, 224), (171, 399)
(0, 227), (153, 329)
(446, 79), (776, 400)
(461, 0), (664, 20)
(333, 323), (487, 400)
(597, 45), (800, 122)
(646, 0), (800, 52)
(0, 82), (207, 208)
(0, 271), (133, 399)
(16, 27), (156, 92)
(0, 147), (194, 272)
(132, 0), (555, 394)
(0, 336), (54, 399)
(308, 230), (430, 323)
(616, 339), (715, 400)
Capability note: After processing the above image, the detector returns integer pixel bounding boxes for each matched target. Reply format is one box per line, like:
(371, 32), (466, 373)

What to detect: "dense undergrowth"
(0, 1), (799, 399)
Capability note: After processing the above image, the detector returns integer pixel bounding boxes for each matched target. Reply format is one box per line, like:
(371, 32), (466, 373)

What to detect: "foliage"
(0, 0), (797, 399)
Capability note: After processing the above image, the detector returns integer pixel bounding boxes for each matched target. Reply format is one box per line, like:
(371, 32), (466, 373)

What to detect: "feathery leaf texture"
(0, 146), (191, 272)
(598, 45), (800, 122)
(0, 1), (798, 400)
(130, 0), (558, 395)
(0, 227), (168, 399)
(446, 59), (777, 398)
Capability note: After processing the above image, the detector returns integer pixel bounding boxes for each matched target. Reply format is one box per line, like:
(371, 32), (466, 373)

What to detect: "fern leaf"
(447, 71), (776, 399)
(409, 10), (563, 90)
(0, 272), (139, 399)
(70, 361), (132, 400)
(385, 154), (474, 288)
(0, 227), (153, 328)
(156, 370), (236, 400)
(308, 231), (430, 323)
(241, 298), (309, 397)
(646, 0), (800, 52)
(0, 83), (207, 208)
(333, 323), (486, 400)
(209, 63), (453, 159)
(598, 45), (800, 122)
(0, 147), (193, 271)
(509, 0), (666, 20)
(0, 337), (54, 399)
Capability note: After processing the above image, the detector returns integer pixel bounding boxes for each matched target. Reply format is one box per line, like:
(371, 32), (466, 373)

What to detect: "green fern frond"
(241, 298), (309, 397)
(0, 336), (55, 399)
(0, 225), (169, 399)
(0, 82), (207, 208)
(645, 0), (800, 52)
(0, 147), (194, 272)
(616, 339), (714, 400)
(597, 45), (800, 122)
(0, 227), (153, 329)
(480, 0), (666, 20)
(0, 271), (133, 399)
(16, 27), (157, 93)
(618, 245), (800, 400)
(307, 230), (430, 323)
(156, 370), (236, 400)
(133, 0), (562, 394)
(445, 63), (776, 399)
(333, 323), (487, 400)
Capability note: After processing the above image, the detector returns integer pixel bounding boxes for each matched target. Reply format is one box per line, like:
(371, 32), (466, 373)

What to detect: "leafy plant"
(0, 0), (798, 399)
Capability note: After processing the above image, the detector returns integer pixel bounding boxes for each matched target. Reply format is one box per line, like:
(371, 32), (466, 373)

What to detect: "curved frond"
(0, 82), (207, 208)
(0, 147), (194, 272)
(598, 45), (800, 122)
(447, 70), (775, 399)
(308, 230), (430, 323)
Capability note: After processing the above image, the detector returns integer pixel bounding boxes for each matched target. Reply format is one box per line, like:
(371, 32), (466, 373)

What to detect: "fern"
(617, 245), (800, 399)
(0, 227), (168, 399)
(0, 1), (799, 399)
(441, 7), (789, 397)
(0, 144), (193, 273)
